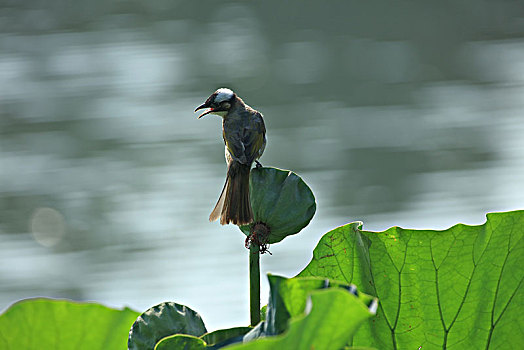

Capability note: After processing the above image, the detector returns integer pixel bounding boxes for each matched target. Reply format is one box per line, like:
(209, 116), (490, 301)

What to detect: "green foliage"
(242, 275), (374, 341)
(155, 334), (207, 350)
(136, 276), (374, 349)
(134, 322), (252, 349)
(128, 302), (207, 350)
(0, 298), (139, 350)
(122, 275), (375, 349)
(299, 211), (524, 349)
(229, 275), (376, 350)
(1, 211), (522, 350)
(240, 167), (316, 244)
(153, 328), (253, 350)
(201, 327), (252, 348)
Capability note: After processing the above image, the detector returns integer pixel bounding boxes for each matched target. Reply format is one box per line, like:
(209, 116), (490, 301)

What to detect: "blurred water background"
(1, 1), (524, 330)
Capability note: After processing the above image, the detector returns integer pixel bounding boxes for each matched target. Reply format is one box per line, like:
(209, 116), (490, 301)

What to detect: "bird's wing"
(242, 112), (266, 164)
(224, 112), (266, 165)
(223, 128), (247, 164)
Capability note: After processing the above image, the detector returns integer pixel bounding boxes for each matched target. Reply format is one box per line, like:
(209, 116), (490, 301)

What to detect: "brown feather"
(211, 160), (253, 226)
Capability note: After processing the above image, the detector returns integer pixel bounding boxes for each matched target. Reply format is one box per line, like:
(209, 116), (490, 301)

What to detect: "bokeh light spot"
(30, 207), (66, 247)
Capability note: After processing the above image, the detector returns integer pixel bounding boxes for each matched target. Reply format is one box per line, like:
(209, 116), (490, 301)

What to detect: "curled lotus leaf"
(240, 167), (316, 244)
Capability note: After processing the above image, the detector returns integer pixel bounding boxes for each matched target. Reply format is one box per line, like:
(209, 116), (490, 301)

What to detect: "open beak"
(195, 103), (213, 119)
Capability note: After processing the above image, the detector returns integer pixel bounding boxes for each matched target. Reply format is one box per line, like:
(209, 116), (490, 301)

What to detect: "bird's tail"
(209, 161), (253, 225)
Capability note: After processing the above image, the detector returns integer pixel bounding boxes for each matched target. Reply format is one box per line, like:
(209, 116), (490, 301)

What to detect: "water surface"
(1, 1), (523, 330)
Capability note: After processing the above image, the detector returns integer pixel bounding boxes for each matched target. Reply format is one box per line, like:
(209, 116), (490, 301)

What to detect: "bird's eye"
(221, 102), (231, 109)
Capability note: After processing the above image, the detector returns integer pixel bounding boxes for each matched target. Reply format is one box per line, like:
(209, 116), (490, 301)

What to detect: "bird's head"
(195, 88), (235, 118)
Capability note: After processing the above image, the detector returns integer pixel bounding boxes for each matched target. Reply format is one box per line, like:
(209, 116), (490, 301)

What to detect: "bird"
(195, 88), (266, 226)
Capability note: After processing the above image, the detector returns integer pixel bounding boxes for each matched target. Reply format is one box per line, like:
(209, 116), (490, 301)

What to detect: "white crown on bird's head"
(214, 88), (234, 103)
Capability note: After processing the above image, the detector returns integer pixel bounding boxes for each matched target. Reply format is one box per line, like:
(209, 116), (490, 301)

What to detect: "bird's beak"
(195, 103), (213, 119)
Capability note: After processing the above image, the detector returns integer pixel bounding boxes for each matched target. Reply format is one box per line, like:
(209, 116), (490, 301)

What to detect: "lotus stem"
(249, 243), (261, 326)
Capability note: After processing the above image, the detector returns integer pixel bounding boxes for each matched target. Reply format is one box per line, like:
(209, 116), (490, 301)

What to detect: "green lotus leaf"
(259, 305), (267, 322)
(200, 327), (252, 348)
(230, 275), (376, 350)
(240, 275), (377, 349)
(128, 302), (207, 350)
(240, 167), (316, 244)
(154, 334), (207, 350)
(299, 210), (524, 349)
(0, 298), (139, 350)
